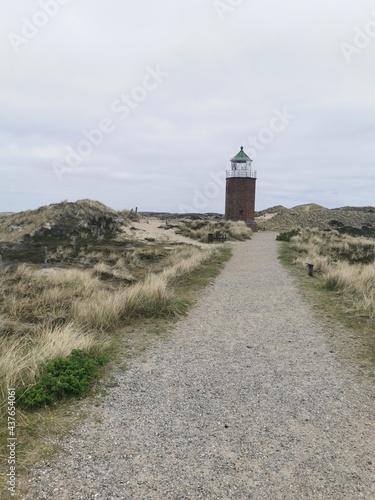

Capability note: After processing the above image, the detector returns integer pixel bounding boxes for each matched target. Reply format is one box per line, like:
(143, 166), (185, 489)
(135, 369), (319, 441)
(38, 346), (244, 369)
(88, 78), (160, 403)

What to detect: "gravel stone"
(23, 232), (375, 499)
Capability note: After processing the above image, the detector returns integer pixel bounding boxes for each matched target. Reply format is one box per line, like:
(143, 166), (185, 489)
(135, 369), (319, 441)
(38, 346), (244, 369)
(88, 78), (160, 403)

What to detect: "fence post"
(44, 247), (49, 264)
(307, 263), (314, 277)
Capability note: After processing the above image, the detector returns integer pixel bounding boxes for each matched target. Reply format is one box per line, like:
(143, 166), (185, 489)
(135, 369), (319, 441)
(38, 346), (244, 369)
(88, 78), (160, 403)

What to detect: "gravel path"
(24, 232), (375, 499)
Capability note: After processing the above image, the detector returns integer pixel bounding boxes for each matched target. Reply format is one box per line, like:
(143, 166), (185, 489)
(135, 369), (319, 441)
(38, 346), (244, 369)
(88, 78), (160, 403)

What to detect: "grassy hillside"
(257, 204), (375, 235)
(0, 200), (245, 494)
(0, 199), (134, 243)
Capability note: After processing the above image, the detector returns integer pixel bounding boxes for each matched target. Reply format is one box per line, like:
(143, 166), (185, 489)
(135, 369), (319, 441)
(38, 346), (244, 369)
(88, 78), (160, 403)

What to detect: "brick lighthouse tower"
(225, 146), (257, 230)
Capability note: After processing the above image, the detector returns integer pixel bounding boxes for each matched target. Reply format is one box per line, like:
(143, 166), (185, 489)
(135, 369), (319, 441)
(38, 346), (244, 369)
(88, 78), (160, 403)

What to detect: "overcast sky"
(1, 0), (374, 213)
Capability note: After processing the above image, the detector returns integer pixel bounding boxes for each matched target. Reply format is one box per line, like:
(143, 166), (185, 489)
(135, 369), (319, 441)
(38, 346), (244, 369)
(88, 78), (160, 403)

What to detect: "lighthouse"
(225, 146), (257, 230)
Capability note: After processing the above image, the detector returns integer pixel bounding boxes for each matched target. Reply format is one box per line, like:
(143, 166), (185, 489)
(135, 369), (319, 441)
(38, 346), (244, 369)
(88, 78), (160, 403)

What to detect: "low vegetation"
(287, 229), (375, 317)
(176, 219), (252, 242)
(16, 350), (108, 409)
(0, 199), (135, 243)
(279, 227), (375, 375)
(0, 200), (237, 494)
(257, 204), (375, 234)
(0, 245), (219, 399)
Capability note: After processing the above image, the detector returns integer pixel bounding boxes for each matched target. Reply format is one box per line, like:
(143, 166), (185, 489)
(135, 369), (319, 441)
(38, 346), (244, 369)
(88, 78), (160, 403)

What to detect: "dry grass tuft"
(177, 219), (252, 242)
(0, 323), (98, 396)
(0, 210), (233, 496)
(161, 247), (215, 284)
(73, 272), (189, 331)
(288, 228), (375, 318)
(0, 244), (218, 396)
(92, 262), (135, 282)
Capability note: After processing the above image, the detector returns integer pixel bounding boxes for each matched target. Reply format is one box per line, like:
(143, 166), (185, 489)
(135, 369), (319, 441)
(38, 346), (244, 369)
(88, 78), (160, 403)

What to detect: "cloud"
(1, 0), (374, 212)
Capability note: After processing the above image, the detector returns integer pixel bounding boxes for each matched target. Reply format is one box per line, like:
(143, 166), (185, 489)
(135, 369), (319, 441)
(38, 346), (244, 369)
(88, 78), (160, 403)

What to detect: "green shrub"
(276, 229), (300, 242)
(323, 275), (340, 291)
(16, 350), (107, 409)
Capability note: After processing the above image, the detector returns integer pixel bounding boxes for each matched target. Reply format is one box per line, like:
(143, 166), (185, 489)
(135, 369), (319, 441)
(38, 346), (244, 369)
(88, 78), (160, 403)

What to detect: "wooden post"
(307, 263), (314, 277)
(0, 255), (3, 271)
(72, 236), (77, 253)
(44, 247), (48, 264)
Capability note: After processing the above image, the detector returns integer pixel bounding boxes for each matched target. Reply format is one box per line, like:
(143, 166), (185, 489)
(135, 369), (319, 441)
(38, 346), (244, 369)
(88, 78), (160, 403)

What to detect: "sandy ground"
(23, 232), (374, 499)
(255, 213), (277, 221)
(122, 218), (210, 247)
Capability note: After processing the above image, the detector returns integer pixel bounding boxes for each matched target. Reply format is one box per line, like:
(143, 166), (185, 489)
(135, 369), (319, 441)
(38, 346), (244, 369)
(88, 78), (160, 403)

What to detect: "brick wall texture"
(225, 178), (256, 223)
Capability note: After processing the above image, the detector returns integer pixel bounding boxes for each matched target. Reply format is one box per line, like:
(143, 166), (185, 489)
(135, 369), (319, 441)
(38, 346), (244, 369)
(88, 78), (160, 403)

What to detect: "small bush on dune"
(0, 323), (98, 395)
(16, 350), (107, 409)
(276, 228), (300, 242)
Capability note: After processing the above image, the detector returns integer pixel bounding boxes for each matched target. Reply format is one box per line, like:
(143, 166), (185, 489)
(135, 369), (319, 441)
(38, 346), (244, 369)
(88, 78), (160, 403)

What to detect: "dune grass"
(176, 219), (252, 242)
(279, 228), (375, 381)
(287, 228), (375, 319)
(0, 199), (127, 242)
(258, 205), (375, 232)
(0, 207), (237, 496)
(0, 323), (99, 394)
(0, 239), (232, 496)
(0, 245), (222, 398)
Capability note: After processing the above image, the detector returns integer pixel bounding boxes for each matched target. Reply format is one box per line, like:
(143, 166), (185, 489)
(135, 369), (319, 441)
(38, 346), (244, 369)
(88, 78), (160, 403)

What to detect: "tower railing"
(226, 170), (257, 179)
